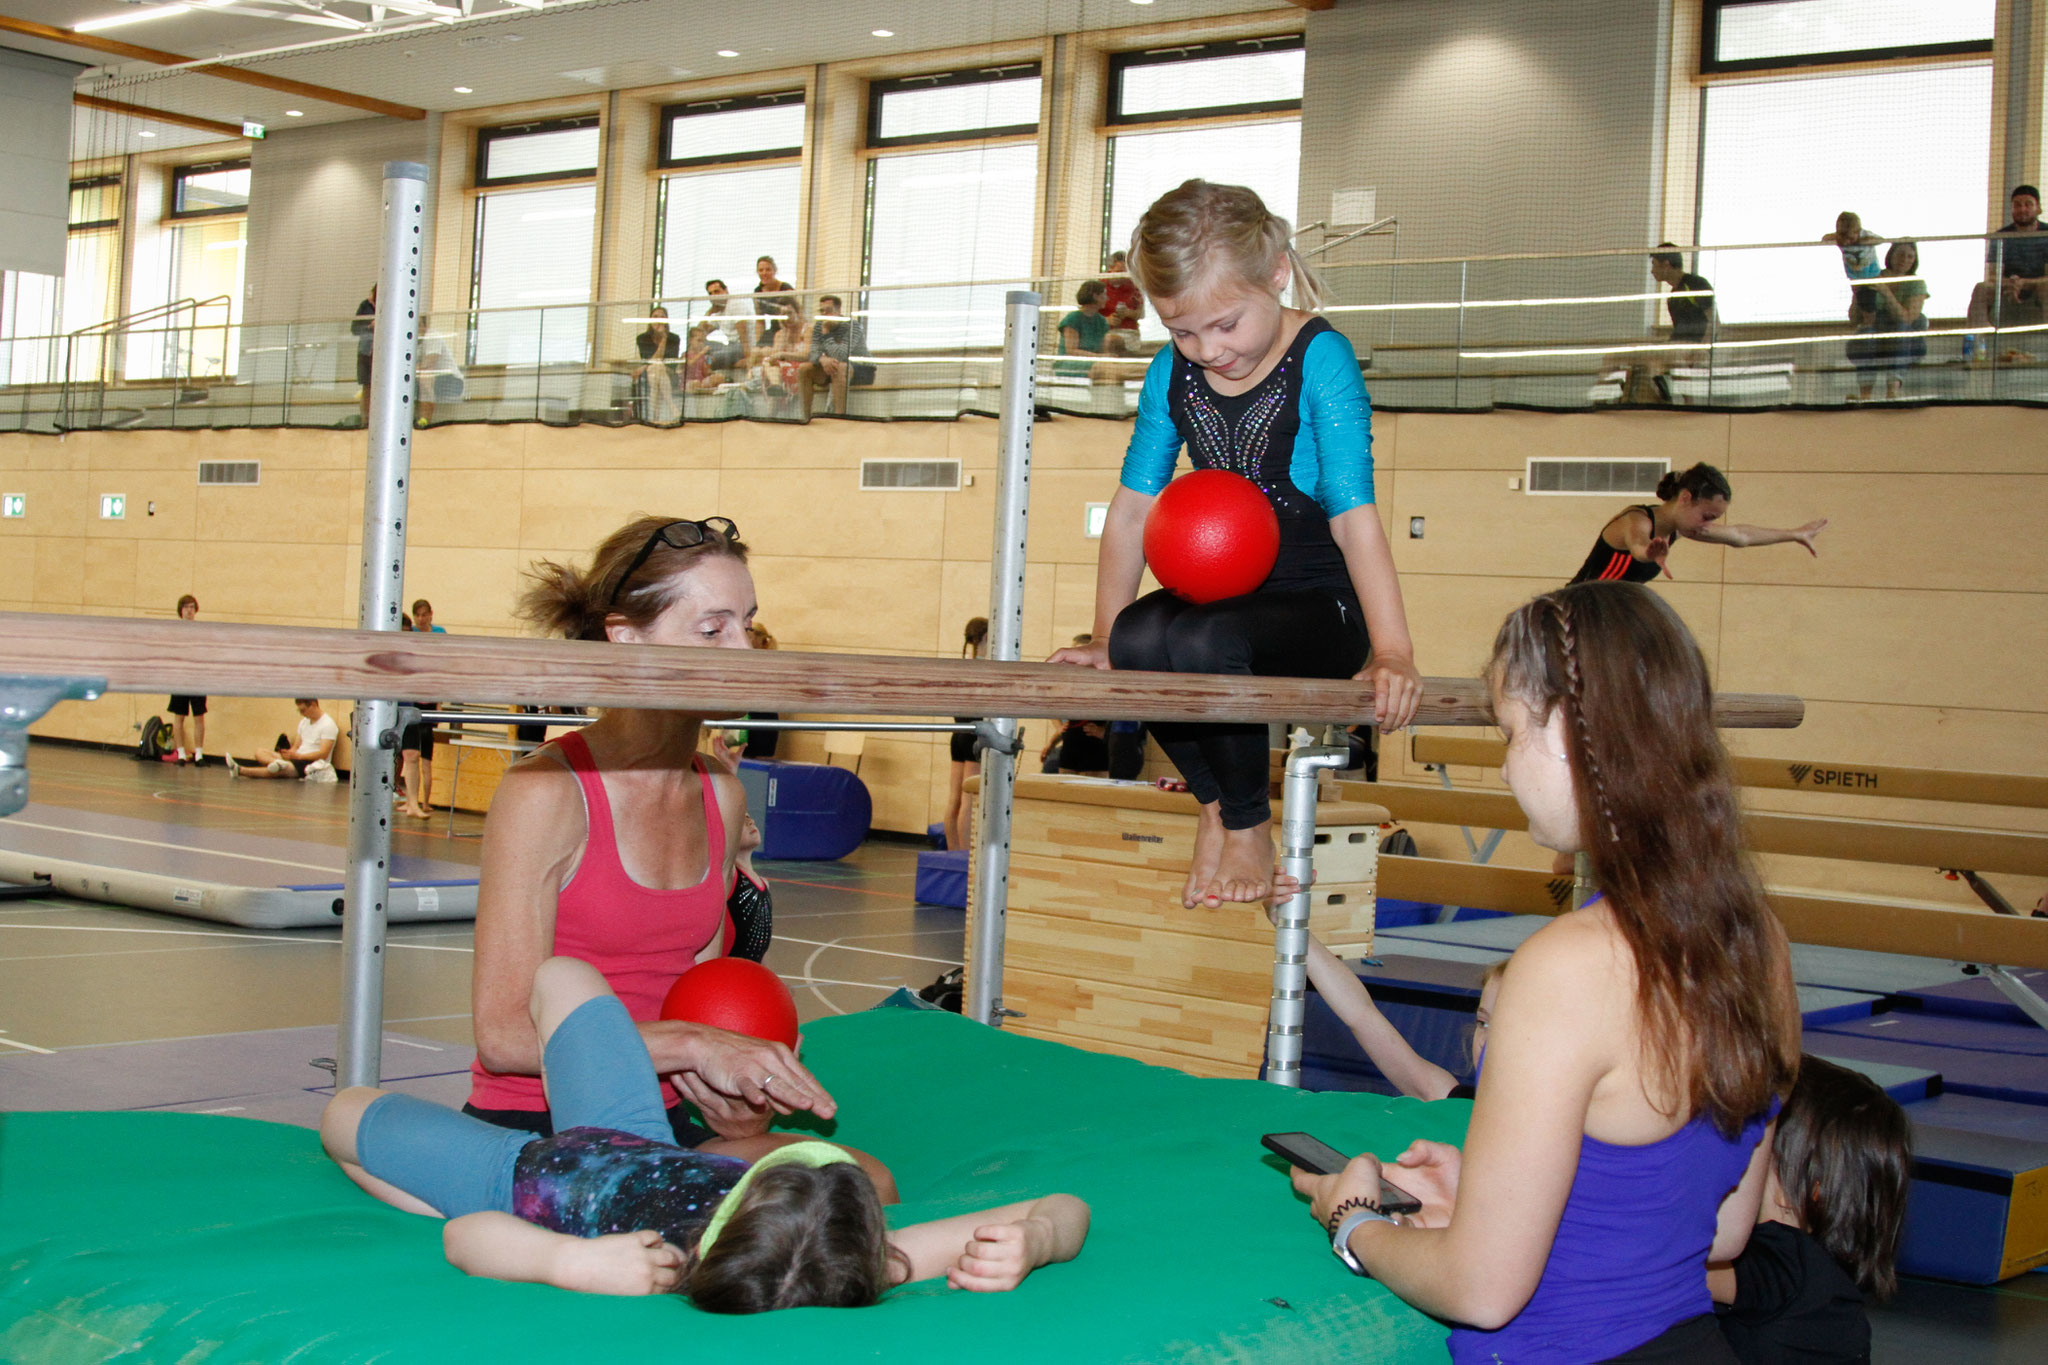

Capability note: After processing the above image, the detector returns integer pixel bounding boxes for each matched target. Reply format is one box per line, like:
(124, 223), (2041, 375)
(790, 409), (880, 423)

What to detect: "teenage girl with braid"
(1571, 463), (1828, 585)
(1052, 179), (1422, 910)
(1285, 581), (1800, 1362)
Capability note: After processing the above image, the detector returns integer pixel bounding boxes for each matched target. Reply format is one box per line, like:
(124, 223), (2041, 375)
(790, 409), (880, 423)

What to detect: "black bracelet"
(1325, 1195), (1382, 1236)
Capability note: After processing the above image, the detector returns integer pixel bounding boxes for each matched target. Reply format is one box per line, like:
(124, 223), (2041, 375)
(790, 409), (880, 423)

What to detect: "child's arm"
(889, 1194), (1090, 1292)
(443, 1212), (685, 1296)
(1305, 936), (1460, 1100)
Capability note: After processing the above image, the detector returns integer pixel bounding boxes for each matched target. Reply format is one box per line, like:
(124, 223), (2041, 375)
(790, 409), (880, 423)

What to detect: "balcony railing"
(1, 232), (2041, 435)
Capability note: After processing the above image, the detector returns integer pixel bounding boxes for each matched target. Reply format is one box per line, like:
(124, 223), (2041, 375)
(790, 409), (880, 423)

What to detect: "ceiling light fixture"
(716, 49), (738, 57)
(284, 109), (303, 117)
(76, 5), (191, 33)
(872, 29), (893, 37)
(1129, 0), (1155, 6)
(453, 85), (473, 93)
(138, 130), (156, 137)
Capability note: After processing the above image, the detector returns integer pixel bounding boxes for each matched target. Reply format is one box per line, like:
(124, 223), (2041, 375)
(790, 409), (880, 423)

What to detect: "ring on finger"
(759, 1073), (776, 1090)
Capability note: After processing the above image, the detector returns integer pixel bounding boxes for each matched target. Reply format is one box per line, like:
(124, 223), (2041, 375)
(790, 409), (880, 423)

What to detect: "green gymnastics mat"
(0, 1005), (1468, 1363)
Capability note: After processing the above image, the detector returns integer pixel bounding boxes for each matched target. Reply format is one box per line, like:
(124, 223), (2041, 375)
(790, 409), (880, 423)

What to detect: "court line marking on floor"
(776, 936), (959, 966)
(1, 819), (343, 874)
(0, 923), (471, 952)
(0, 1034), (57, 1053)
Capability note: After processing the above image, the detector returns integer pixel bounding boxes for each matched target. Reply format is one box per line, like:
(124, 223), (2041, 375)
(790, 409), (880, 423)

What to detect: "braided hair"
(1489, 582), (1798, 1133)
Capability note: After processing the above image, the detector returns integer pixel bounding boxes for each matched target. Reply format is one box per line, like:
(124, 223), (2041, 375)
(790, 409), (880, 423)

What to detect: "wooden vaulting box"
(978, 775), (1389, 1079)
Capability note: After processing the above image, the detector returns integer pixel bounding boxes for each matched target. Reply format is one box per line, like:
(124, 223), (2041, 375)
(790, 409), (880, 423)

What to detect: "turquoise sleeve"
(1297, 329), (1374, 514)
(1116, 348), (1182, 495)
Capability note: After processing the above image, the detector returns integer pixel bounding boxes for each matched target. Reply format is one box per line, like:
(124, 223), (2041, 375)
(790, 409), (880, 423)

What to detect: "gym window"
(1701, 0), (1993, 74)
(1105, 34), (1303, 125)
(866, 64), (1042, 149)
(659, 91), (803, 169)
(70, 175), (121, 230)
(653, 93), (804, 303)
(168, 160), (250, 220)
(475, 116), (601, 188)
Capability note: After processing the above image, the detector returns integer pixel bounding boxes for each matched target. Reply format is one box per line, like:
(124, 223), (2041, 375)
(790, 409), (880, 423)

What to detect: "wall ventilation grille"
(860, 459), (961, 491)
(198, 460), (260, 486)
(1525, 458), (1667, 495)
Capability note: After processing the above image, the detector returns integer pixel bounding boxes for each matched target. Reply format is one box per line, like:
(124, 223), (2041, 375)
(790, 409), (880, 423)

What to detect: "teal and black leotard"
(1117, 315), (1375, 607)
(1108, 317), (1379, 831)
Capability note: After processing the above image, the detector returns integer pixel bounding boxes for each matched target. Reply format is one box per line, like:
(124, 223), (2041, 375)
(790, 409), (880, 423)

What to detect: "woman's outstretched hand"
(1792, 518), (1829, 555)
(1048, 638), (1112, 670)
(1355, 653), (1423, 732)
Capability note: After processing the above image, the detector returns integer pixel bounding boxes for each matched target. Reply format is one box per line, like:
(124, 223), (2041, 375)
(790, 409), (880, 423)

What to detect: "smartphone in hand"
(1262, 1131), (1423, 1216)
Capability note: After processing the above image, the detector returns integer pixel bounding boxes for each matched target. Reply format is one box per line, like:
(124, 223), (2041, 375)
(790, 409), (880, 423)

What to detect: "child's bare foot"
(1184, 803), (1226, 908)
(1196, 822), (1276, 907)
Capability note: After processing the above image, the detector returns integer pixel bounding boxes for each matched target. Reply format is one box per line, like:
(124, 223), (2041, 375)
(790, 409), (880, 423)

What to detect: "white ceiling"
(2, 0), (1297, 158)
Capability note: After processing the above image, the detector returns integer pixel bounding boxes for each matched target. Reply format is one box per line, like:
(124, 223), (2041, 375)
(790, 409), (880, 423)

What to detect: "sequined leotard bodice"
(1118, 316), (1374, 605)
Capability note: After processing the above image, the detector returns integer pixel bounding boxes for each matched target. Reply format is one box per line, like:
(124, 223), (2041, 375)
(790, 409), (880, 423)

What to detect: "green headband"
(695, 1141), (860, 1258)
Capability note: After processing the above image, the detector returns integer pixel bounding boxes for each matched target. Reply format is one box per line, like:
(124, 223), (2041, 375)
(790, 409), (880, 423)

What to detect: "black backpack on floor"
(136, 716), (170, 761)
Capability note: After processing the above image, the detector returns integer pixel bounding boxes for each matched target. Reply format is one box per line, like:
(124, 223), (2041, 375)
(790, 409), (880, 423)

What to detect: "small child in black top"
(1711, 1055), (1911, 1364)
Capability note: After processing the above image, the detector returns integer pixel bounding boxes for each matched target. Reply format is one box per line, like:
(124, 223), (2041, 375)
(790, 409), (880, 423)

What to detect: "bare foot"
(1184, 803), (1226, 908)
(1197, 822), (1276, 907)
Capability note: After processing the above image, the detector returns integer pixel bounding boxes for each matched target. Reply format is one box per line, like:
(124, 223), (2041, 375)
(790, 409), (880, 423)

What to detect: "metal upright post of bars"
(337, 161), (427, 1090)
(1267, 743), (1348, 1086)
(966, 289), (1040, 1028)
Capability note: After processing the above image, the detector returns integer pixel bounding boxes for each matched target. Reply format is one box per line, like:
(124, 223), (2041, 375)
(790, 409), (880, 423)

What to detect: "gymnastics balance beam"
(0, 612), (1805, 730)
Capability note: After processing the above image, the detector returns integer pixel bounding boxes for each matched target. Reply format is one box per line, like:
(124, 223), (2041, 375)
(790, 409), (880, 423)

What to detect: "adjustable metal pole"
(1267, 743), (1348, 1086)
(966, 289), (1039, 1028)
(337, 161), (427, 1090)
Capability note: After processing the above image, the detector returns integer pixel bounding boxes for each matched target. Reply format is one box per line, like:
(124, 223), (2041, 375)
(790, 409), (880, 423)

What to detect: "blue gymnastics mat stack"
(1305, 912), (2048, 1285)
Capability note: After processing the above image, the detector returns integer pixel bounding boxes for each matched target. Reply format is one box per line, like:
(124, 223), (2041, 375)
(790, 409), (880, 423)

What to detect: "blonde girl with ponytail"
(1053, 179), (1422, 910)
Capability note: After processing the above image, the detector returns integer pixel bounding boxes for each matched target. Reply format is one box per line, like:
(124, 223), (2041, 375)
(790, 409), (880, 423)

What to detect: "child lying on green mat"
(321, 956), (1090, 1311)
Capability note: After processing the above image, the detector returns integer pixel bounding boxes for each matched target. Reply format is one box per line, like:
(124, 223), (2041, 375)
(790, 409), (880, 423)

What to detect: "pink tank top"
(469, 730), (733, 1114)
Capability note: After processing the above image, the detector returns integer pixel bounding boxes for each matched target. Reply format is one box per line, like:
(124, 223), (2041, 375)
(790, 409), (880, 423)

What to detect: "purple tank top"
(1448, 1109), (1767, 1364)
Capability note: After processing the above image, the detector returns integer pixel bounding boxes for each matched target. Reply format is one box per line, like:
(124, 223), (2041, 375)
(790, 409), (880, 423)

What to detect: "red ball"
(1142, 470), (1280, 604)
(659, 957), (800, 1049)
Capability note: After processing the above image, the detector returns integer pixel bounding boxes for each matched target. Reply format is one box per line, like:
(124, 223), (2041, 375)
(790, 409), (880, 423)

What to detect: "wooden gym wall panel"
(8, 403), (2048, 837)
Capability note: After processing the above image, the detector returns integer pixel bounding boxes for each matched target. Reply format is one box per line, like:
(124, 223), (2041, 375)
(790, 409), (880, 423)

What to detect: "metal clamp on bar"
(1266, 742), (1350, 1088)
(0, 675), (107, 819)
(1960, 963), (2048, 1032)
(974, 719), (1026, 757)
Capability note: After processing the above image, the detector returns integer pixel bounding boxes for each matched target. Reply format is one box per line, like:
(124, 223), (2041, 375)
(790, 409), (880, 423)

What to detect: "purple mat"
(1892, 971), (2048, 1027)
(1801, 1027), (2048, 1105)
(1810, 1009), (2048, 1057)
(1906, 1092), (2048, 1143)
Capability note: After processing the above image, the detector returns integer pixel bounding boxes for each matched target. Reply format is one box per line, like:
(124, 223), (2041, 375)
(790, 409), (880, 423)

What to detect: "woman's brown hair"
(683, 1162), (906, 1313)
(1127, 179), (1325, 310)
(1489, 582), (1799, 1133)
(520, 514), (748, 642)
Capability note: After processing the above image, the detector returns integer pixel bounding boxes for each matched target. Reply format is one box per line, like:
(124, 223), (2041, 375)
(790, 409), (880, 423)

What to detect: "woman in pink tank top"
(465, 515), (849, 1169)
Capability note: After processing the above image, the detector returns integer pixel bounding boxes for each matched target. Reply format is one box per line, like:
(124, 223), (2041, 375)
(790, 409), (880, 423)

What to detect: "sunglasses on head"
(607, 517), (739, 606)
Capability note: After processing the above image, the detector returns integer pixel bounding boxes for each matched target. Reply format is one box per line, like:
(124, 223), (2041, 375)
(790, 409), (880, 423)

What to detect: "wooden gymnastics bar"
(0, 613), (1807, 730)
(1336, 781), (2048, 878)
(1378, 854), (2048, 971)
(1410, 734), (2048, 810)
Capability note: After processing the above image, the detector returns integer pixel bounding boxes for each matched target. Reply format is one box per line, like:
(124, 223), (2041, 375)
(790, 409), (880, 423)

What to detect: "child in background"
(1821, 212), (1885, 321)
(322, 956), (1089, 1309)
(1304, 938), (1502, 1100)
(1712, 1055), (1911, 1364)
(1052, 179), (1421, 910)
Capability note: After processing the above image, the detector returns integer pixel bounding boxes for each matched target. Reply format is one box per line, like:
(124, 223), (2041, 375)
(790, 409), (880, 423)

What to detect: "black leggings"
(1109, 587), (1368, 830)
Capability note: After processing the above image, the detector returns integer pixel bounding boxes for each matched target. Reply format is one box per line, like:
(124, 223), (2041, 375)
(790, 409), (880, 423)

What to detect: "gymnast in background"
(1571, 463), (1827, 585)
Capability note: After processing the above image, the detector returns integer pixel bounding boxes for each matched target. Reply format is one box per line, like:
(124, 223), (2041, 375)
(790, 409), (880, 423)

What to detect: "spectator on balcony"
(1965, 185), (2048, 358)
(702, 280), (747, 375)
(752, 299), (810, 414)
(1102, 251), (1144, 332)
(752, 255), (796, 349)
(1847, 240), (1928, 402)
(683, 323), (725, 394)
(352, 285), (377, 426)
(1650, 246), (1715, 345)
(798, 295), (872, 419)
(1055, 281), (1112, 378)
(1822, 211), (1884, 322)
(635, 306), (683, 424)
